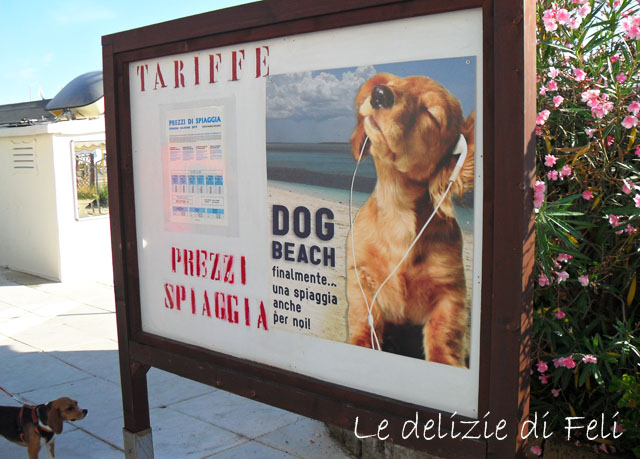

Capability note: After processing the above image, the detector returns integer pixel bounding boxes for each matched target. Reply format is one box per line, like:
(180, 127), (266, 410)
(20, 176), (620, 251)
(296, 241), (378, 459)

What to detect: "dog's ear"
(350, 73), (395, 160)
(48, 401), (64, 434)
(428, 111), (475, 218)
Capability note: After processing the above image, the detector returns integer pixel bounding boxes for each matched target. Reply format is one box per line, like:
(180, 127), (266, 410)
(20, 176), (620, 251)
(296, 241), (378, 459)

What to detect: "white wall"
(0, 118), (113, 283)
(0, 131), (61, 280)
(52, 129), (113, 283)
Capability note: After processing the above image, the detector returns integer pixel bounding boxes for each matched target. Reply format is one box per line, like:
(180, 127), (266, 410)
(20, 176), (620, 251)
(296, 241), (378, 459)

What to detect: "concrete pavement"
(0, 267), (355, 458)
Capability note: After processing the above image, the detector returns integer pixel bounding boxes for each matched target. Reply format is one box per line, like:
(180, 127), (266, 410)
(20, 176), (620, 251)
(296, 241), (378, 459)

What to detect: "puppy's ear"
(48, 401), (64, 434)
(350, 73), (395, 160)
(429, 111), (475, 217)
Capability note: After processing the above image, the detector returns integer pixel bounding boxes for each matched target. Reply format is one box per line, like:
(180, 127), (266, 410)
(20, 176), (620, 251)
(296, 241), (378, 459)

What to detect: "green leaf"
(538, 40), (577, 56)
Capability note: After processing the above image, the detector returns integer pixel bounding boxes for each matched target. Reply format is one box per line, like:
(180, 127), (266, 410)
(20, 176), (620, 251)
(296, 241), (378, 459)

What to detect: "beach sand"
(268, 182), (473, 366)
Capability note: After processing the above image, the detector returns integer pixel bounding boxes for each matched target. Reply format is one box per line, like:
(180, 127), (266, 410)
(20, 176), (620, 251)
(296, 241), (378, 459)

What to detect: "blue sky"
(0, 0), (256, 105)
(267, 57), (477, 143)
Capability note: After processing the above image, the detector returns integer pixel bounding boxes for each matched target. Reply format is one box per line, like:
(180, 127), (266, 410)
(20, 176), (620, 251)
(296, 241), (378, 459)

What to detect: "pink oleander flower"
(591, 105), (606, 119)
(552, 389), (561, 397)
(583, 355), (597, 364)
(613, 0), (622, 7)
(634, 194), (640, 208)
(609, 214), (620, 227)
(545, 18), (558, 32)
(636, 145), (640, 157)
(622, 180), (633, 194)
(584, 127), (595, 138)
(554, 356), (576, 369)
(536, 109), (551, 125)
(544, 154), (557, 167)
(625, 225), (637, 234)
(557, 253), (572, 262)
(578, 4), (591, 17)
(555, 308), (566, 319)
(582, 190), (593, 200)
(611, 55), (620, 63)
(569, 16), (582, 29)
(539, 374), (551, 385)
(539, 86), (547, 96)
(556, 271), (569, 283)
(614, 424), (626, 434)
(534, 180), (546, 210)
(573, 67), (587, 81)
(530, 445), (543, 456)
(538, 274), (549, 287)
(537, 361), (548, 373)
(536, 126), (543, 135)
(548, 67), (559, 78)
(560, 164), (572, 178)
(622, 15), (640, 40)
(546, 80), (558, 91)
(592, 101), (614, 119)
(547, 170), (559, 181)
(606, 135), (614, 146)
(616, 72), (627, 83)
(578, 275), (589, 287)
(542, 8), (555, 21)
(553, 95), (564, 107)
(556, 8), (570, 24)
(581, 89), (601, 107)
(622, 115), (638, 129)
(628, 101), (640, 115)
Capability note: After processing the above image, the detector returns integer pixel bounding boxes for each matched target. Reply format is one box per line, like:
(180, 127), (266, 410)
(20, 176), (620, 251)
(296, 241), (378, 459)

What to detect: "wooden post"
(485, 0), (536, 456)
(103, 42), (154, 458)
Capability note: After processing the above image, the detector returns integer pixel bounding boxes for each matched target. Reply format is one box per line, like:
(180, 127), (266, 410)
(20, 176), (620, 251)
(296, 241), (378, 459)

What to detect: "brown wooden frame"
(102, 1), (536, 457)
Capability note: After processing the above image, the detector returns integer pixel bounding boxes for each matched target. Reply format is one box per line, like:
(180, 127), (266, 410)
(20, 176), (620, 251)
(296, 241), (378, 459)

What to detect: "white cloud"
(267, 65), (376, 120)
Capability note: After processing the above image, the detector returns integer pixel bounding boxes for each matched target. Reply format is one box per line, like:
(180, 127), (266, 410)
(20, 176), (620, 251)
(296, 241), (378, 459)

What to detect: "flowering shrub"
(534, 0), (640, 455)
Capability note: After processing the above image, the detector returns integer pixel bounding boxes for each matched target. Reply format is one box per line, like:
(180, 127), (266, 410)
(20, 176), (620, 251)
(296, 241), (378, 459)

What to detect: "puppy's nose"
(370, 85), (394, 109)
(82, 409), (88, 415)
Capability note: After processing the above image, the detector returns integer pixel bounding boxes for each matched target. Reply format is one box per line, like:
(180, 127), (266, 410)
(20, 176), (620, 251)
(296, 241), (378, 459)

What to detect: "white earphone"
(449, 133), (468, 183)
(349, 133), (467, 351)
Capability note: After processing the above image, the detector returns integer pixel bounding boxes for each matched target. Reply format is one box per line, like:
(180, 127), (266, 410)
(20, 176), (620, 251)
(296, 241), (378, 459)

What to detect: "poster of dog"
(267, 57), (476, 368)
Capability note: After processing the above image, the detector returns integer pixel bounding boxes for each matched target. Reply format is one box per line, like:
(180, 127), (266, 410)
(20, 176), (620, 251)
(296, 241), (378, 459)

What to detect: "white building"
(0, 72), (112, 282)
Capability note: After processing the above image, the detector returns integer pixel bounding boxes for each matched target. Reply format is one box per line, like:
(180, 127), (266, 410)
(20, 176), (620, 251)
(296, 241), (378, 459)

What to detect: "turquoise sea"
(266, 142), (474, 232)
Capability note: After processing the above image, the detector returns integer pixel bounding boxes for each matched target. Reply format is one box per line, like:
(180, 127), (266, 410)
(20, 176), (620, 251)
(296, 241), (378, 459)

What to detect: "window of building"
(73, 141), (108, 219)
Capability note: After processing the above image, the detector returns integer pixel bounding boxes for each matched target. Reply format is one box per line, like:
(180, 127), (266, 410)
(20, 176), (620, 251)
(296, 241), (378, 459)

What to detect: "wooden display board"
(103, 1), (535, 457)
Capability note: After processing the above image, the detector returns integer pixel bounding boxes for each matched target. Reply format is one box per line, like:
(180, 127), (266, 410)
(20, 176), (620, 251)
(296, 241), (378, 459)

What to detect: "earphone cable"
(349, 135), (458, 351)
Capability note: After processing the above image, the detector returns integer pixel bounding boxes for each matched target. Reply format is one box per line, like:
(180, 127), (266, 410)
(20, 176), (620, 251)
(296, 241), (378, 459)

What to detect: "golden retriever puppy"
(346, 73), (475, 366)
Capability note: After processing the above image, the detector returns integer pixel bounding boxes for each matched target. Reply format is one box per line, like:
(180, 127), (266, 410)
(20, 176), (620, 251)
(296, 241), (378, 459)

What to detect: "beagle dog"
(347, 73), (475, 366)
(0, 397), (87, 458)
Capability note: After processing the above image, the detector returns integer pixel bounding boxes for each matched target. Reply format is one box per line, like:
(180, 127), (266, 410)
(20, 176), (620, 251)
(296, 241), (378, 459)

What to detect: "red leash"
(0, 384), (30, 404)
